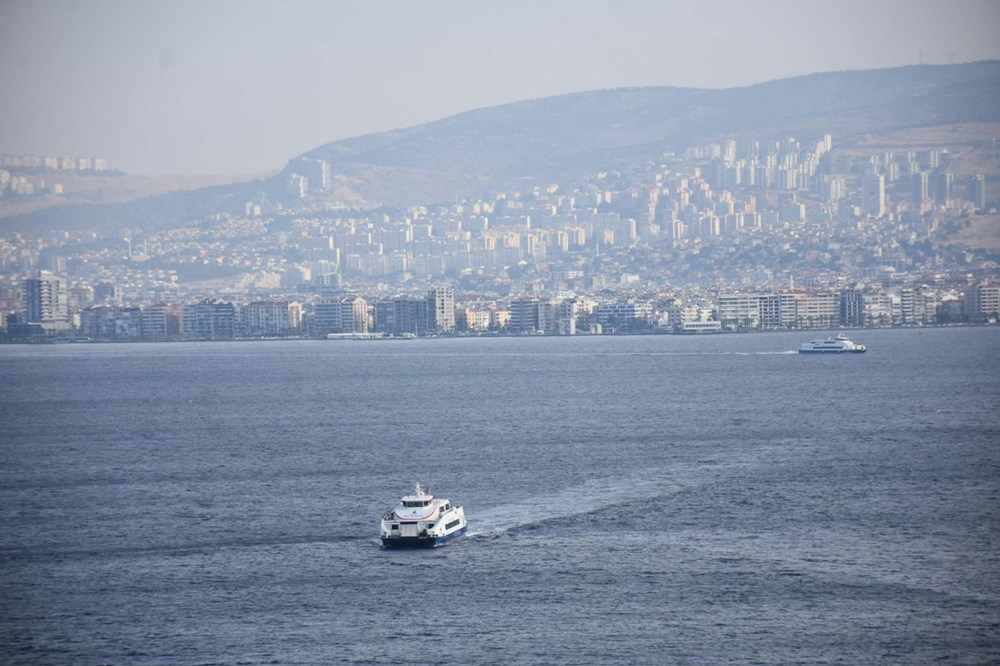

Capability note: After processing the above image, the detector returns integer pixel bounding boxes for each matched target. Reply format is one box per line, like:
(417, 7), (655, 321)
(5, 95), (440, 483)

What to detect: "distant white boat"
(326, 332), (385, 340)
(799, 333), (866, 354)
(380, 482), (468, 548)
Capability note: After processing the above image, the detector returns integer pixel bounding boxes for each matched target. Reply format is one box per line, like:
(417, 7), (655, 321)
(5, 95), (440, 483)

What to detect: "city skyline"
(2, 0), (1000, 176)
(4, 126), (999, 342)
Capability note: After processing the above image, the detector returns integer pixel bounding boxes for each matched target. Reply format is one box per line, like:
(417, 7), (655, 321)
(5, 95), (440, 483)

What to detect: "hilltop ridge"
(285, 61), (1000, 206)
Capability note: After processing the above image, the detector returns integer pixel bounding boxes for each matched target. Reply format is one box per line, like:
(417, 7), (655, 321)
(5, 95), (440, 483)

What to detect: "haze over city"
(3, 3), (1000, 665)
(2, 0), (1000, 176)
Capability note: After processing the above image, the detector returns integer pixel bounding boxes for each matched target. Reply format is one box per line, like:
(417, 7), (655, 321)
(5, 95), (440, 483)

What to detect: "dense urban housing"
(1, 130), (998, 341)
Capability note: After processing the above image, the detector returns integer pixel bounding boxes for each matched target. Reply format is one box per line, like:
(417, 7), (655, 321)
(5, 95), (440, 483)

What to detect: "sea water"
(1, 327), (998, 664)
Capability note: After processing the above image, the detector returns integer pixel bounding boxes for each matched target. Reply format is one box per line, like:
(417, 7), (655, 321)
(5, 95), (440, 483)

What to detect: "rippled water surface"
(1, 327), (998, 664)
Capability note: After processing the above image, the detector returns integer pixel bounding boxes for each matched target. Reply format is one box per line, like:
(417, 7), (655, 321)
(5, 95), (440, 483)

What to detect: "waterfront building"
(778, 293), (803, 328)
(490, 309), (511, 330)
(462, 307), (492, 331)
(246, 301), (303, 337)
(557, 316), (577, 335)
(80, 305), (142, 340)
(864, 292), (894, 327)
(797, 292), (840, 328)
(559, 296), (596, 322)
(964, 283), (1000, 321)
(314, 296), (369, 334)
(675, 320), (723, 334)
(717, 293), (761, 330)
(426, 287), (455, 333)
(374, 298), (425, 336)
(897, 286), (935, 325)
(534, 299), (574, 334)
(936, 294), (966, 323)
(758, 294), (782, 329)
(183, 299), (236, 339)
(23, 271), (68, 325)
(508, 297), (544, 333)
(839, 289), (865, 327)
(595, 299), (653, 329)
(141, 304), (181, 340)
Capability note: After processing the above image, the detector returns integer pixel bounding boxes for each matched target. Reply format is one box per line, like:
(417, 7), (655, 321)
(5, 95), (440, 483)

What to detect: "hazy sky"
(2, 0), (999, 177)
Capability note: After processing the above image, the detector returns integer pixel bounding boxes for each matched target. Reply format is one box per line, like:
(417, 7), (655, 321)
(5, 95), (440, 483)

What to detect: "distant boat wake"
(620, 351), (798, 356)
(466, 468), (701, 539)
(727, 350), (797, 355)
(466, 443), (793, 538)
(391, 350), (798, 358)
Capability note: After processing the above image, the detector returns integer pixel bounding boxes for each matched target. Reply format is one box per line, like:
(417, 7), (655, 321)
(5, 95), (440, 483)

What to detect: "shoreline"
(1, 321), (995, 345)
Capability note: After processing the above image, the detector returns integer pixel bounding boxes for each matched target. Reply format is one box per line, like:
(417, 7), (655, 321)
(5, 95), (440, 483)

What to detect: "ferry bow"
(380, 482), (468, 548)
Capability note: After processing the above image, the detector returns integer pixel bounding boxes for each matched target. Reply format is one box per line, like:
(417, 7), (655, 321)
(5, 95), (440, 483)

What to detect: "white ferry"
(799, 333), (866, 354)
(380, 482), (468, 548)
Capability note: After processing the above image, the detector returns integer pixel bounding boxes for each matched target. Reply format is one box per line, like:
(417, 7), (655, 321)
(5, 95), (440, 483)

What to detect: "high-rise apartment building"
(141, 304), (178, 340)
(964, 283), (999, 320)
(911, 172), (929, 206)
(291, 157), (331, 193)
(23, 271), (67, 324)
(839, 290), (865, 327)
(862, 175), (886, 217)
(508, 297), (543, 333)
(426, 287), (455, 333)
(969, 174), (987, 211)
(933, 172), (953, 206)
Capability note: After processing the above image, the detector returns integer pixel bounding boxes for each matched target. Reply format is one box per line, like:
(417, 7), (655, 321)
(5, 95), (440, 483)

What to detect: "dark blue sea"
(1, 327), (998, 665)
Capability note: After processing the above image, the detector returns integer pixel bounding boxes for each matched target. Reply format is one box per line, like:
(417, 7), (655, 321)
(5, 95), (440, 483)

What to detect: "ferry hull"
(799, 334), (866, 354)
(381, 526), (468, 549)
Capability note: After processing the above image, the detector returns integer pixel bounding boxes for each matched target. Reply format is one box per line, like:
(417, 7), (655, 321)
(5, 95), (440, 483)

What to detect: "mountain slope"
(289, 61), (1000, 205)
(4, 61), (998, 234)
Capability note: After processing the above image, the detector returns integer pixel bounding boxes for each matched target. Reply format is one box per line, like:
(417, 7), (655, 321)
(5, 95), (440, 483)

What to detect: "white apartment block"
(246, 301), (302, 336)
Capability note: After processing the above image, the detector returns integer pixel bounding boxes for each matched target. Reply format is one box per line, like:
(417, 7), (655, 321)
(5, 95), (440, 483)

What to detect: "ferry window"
(391, 524), (399, 530)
